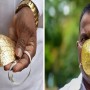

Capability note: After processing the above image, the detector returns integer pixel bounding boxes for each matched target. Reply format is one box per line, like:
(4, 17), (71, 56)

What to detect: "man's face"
(78, 12), (90, 83)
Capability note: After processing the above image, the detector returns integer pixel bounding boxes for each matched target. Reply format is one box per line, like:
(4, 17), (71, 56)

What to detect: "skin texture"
(4, 7), (37, 72)
(77, 12), (90, 90)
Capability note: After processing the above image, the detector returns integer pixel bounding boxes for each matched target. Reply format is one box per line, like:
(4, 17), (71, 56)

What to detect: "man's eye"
(81, 38), (86, 42)
(80, 34), (88, 44)
(80, 36), (88, 44)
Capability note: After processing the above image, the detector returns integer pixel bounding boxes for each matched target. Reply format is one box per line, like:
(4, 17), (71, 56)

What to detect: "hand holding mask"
(0, 34), (31, 85)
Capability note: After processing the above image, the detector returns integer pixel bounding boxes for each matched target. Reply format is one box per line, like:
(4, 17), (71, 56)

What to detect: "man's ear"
(76, 41), (79, 47)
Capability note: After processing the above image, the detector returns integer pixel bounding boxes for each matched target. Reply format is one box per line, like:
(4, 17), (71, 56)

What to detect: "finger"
(13, 36), (36, 72)
(15, 29), (30, 58)
(25, 45), (35, 59)
(13, 45), (36, 72)
(4, 63), (12, 71)
(4, 60), (18, 71)
(25, 35), (37, 58)
(13, 54), (30, 72)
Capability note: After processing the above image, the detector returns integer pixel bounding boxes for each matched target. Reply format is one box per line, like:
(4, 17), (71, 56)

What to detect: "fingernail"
(16, 48), (23, 58)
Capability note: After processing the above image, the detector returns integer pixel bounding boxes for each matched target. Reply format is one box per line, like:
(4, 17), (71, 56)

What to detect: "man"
(0, 0), (43, 90)
(60, 4), (90, 90)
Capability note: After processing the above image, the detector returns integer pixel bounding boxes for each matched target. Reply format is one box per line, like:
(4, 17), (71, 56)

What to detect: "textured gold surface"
(81, 39), (90, 76)
(0, 34), (15, 66)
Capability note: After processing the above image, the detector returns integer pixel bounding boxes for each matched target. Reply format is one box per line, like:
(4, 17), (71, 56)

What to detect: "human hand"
(4, 7), (37, 72)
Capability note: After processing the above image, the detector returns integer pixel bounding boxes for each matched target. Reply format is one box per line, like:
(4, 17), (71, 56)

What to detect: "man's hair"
(79, 4), (90, 30)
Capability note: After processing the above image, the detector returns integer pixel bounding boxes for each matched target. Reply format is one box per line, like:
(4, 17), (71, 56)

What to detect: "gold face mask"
(81, 39), (90, 76)
(0, 34), (31, 85)
(0, 34), (15, 66)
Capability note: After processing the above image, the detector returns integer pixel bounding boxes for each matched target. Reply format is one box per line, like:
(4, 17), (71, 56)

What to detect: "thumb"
(15, 31), (30, 58)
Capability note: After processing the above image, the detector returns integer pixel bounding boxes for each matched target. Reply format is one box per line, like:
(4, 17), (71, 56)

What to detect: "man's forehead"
(80, 12), (90, 37)
(81, 12), (90, 26)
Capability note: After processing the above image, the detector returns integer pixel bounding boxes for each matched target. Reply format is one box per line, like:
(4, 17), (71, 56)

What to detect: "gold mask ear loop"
(8, 51), (31, 85)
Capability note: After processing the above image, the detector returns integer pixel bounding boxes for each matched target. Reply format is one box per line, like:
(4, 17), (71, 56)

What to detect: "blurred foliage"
(45, 0), (90, 89)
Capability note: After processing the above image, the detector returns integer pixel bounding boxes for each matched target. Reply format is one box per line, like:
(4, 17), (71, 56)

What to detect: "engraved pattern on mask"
(81, 39), (90, 76)
(0, 34), (15, 66)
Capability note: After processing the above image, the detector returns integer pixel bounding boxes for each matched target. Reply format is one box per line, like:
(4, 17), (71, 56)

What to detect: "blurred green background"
(45, 0), (90, 90)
